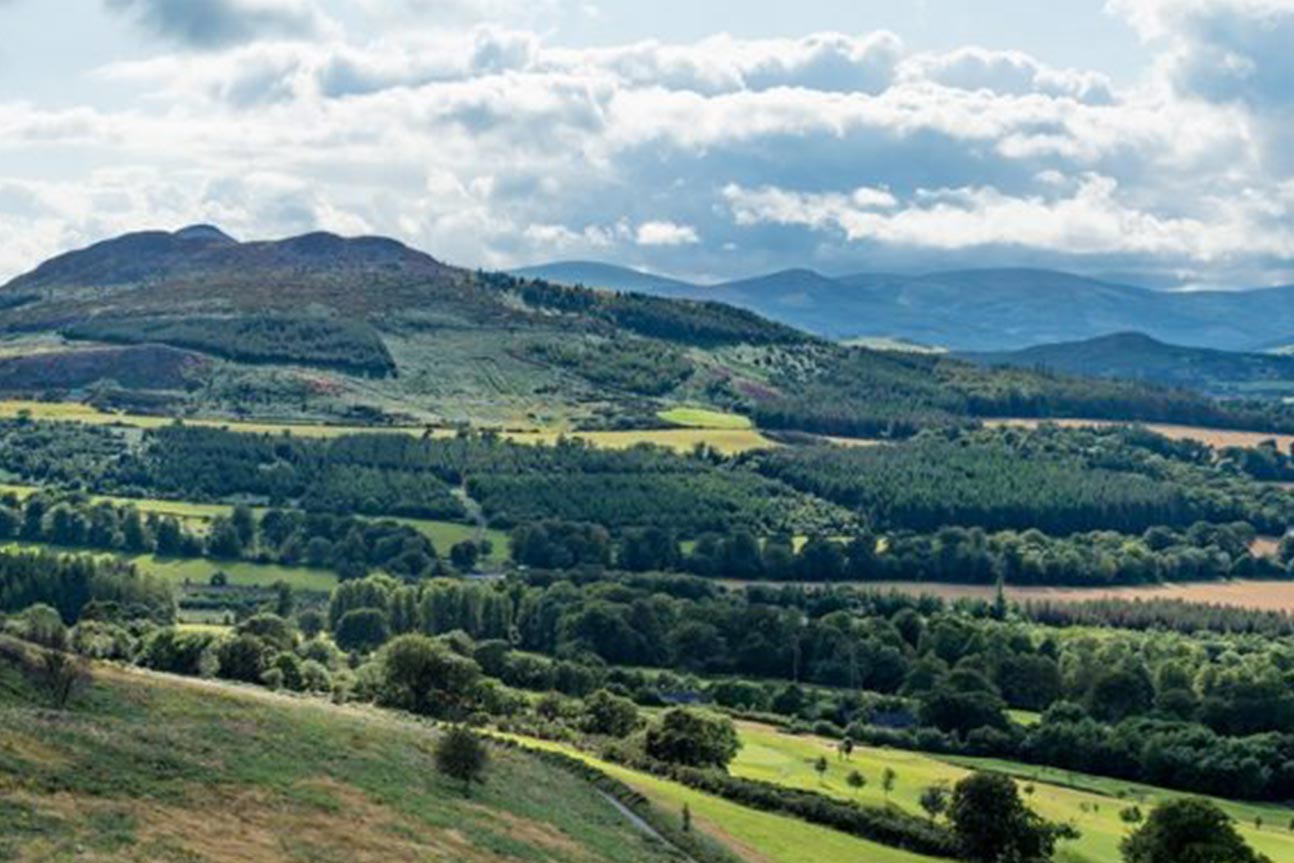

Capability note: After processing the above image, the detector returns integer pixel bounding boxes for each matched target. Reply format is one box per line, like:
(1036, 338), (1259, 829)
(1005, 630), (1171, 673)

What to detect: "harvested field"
(985, 418), (1294, 451)
(852, 579), (1294, 614)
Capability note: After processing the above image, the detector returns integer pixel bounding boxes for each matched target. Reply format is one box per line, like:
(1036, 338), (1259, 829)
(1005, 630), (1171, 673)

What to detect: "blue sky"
(1, 0), (1292, 286)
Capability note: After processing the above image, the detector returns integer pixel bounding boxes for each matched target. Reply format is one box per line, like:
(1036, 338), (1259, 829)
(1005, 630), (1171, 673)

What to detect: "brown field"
(985, 418), (1294, 451)
(834, 580), (1294, 613)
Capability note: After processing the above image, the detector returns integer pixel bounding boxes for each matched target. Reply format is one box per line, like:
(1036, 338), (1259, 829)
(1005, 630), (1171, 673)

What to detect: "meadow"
(0, 399), (775, 454)
(495, 731), (946, 863)
(728, 721), (1294, 863)
(0, 652), (682, 863)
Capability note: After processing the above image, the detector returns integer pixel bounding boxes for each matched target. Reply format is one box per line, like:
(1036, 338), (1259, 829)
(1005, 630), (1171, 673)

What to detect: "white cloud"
(2, 9), (1294, 285)
(635, 220), (699, 246)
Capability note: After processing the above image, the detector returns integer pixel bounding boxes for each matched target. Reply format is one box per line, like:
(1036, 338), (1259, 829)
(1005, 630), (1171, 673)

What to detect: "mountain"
(511, 260), (699, 298)
(965, 332), (1294, 397)
(516, 259), (1294, 352)
(3, 226), (1290, 437)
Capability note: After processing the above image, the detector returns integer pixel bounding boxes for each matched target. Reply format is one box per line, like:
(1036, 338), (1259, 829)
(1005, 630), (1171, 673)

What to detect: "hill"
(517, 259), (1294, 352)
(511, 261), (700, 299)
(3, 226), (1292, 437)
(0, 644), (685, 863)
(965, 332), (1294, 397)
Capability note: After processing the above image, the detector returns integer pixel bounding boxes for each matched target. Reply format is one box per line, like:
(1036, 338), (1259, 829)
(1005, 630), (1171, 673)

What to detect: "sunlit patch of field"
(729, 721), (1293, 863)
(657, 407), (754, 430)
(984, 417), (1294, 451)
(494, 731), (946, 863)
(0, 399), (774, 453)
(506, 427), (776, 455)
(0, 483), (504, 561)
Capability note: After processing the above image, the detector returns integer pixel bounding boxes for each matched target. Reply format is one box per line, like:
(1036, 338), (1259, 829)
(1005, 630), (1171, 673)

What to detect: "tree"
(949, 772), (1074, 863)
(882, 767), (898, 803)
(334, 608), (392, 653)
(378, 635), (481, 717)
(450, 541), (479, 572)
(30, 648), (90, 710)
(580, 689), (641, 737)
(847, 770), (867, 795)
(920, 784), (950, 823)
(434, 725), (489, 796)
(814, 755), (829, 784)
(839, 737), (855, 760)
(1122, 799), (1270, 863)
(645, 708), (741, 769)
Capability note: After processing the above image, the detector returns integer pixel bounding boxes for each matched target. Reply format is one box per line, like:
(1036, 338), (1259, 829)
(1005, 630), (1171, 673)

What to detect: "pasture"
(0, 656), (679, 863)
(0, 398), (775, 454)
(497, 732), (947, 863)
(730, 721), (1294, 863)
(657, 407), (754, 430)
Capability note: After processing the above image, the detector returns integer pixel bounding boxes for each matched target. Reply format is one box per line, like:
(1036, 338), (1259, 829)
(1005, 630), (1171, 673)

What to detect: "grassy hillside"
(729, 722), (1294, 863)
(4, 228), (1290, 438)
(0, 651), (686, 863)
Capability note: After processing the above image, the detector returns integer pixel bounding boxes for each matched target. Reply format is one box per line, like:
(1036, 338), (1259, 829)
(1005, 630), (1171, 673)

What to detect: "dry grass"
(856, 579), (1294, 613)
(985, 418), (1294, 451)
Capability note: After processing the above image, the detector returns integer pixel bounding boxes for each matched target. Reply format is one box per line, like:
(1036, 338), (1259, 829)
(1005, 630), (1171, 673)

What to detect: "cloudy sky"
(2, 0), (1294, 286)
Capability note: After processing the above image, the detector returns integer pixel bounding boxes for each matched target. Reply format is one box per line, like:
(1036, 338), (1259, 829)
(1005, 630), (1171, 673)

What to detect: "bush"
(645, 708), (741, 769)
(334, 608), (391, 653)
(376, 634), (481, 718)
(434, 725), (489, 796)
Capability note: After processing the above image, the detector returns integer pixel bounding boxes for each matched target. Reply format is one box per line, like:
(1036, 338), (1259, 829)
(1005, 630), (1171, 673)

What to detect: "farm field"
(657, 407), (754, 430)
(0, 540), (340, 593)
(985, 417), (1294, 451)
(496, 731), (947, 863)
(729, 721), (1293, 863)
(0, 482), (509, 562)
(0, 653), (682, 863)
(847, 579), (1294, 613)
(0, 399), (774, 453)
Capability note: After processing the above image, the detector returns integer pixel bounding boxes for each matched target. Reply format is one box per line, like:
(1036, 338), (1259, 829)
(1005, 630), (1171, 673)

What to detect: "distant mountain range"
(512, 261), (1294, 352)
(962, 332), (1294, 398)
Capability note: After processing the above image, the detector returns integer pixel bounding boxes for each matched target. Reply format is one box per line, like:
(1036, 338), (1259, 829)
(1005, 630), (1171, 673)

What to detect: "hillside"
(518, 259), (1294, 351)
(0, 645), (684, 863)
(2, 226), (1291, 438)
(511, 261), (700, 298)
(965, 332), (1294, 397)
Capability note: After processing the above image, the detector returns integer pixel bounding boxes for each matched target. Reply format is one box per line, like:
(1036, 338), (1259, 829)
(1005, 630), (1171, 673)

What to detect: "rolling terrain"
(517, 261), (1294, 352)
(5, 226), (1284, 441)
(965, 332), (1294, 397)
(0, 647), (687, 863)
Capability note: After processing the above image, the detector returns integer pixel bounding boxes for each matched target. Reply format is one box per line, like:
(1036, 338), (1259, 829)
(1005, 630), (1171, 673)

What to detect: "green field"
(730, 722), (1294, 863)
(0, 398), (774, 454)
(0, 651), (681, 863)
(497, 731), (946, 863)
(0, 540), (340, 593)
(0, 482), (506, 563)
(657, 407), (754, 430)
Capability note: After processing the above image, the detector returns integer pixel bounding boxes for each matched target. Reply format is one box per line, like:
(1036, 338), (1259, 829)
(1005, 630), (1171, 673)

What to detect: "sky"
(1, 1), (1294, 287)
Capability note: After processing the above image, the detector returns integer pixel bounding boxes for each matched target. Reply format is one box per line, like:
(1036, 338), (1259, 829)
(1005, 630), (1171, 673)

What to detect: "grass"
(0, 654), (681, 863)
(657, 408), (753, 430)
(0, 481), (505, 562)
(495, 732), (948, 863)
(0, 540), (340, 593)
(729, 721), (1294, 863)
(0, 398), (774, 454)
(503, 428), (774, 455)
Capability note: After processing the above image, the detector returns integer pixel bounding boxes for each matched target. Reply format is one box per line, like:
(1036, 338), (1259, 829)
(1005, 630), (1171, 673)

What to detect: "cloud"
(635, 221), (699, 246)
(105, 0), (323, 49)
(3, 10), (1294, 286)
